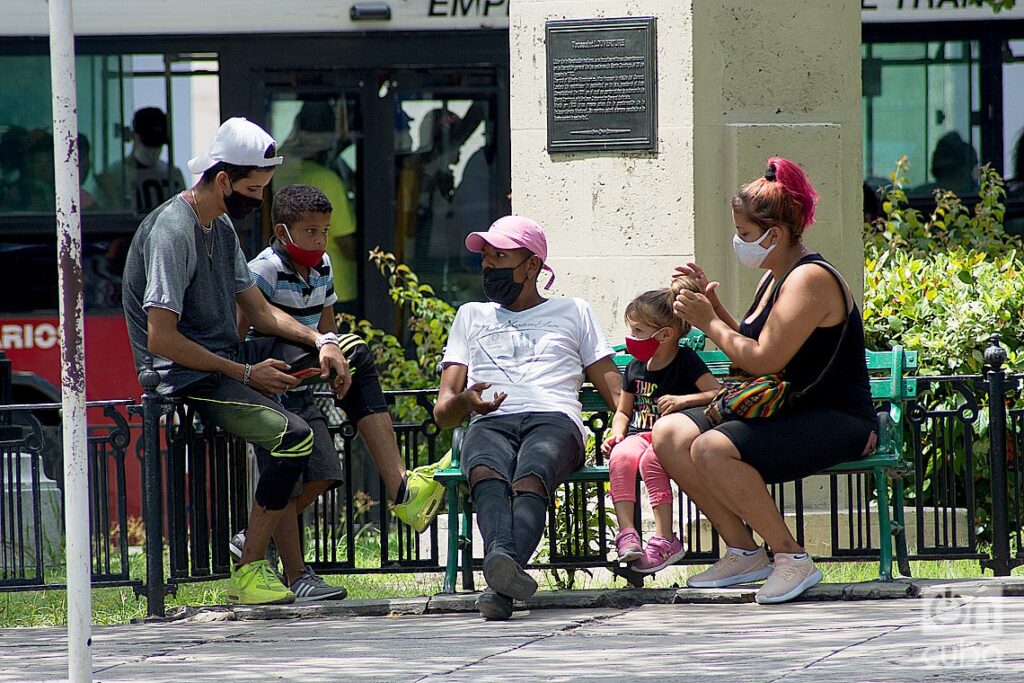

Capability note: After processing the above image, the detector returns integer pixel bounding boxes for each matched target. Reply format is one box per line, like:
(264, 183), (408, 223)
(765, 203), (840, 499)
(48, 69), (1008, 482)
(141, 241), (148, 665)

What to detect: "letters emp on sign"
(545, 17), (657, 153)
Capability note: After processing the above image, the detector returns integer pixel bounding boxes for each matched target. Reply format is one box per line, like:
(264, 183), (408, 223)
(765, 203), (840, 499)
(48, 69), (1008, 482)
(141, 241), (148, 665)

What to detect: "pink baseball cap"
(465, 215), (556, 289)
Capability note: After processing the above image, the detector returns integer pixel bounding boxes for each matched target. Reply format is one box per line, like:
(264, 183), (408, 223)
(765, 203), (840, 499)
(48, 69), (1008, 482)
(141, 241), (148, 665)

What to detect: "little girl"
(603, 284), (720, 573)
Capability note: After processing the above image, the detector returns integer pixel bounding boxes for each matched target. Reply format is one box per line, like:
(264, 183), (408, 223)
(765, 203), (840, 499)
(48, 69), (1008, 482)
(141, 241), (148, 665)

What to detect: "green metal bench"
(435, 335), (918, 593)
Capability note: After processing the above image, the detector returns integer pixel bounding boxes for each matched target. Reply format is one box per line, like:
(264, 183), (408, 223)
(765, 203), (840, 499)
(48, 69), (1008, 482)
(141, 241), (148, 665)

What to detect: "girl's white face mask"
(732, 228), (777, 268)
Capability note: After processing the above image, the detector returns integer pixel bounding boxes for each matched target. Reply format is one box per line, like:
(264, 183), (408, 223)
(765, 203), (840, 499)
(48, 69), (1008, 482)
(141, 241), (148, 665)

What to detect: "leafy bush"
(863, 157), (1024, 374)
(863, 158), (1023, 545)
(337, 248), (455, 392)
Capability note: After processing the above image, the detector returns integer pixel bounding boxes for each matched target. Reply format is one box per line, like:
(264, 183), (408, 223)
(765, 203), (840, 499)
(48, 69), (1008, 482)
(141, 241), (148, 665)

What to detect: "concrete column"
(509, 1), (862, 514)
(509, 0), (862, 331)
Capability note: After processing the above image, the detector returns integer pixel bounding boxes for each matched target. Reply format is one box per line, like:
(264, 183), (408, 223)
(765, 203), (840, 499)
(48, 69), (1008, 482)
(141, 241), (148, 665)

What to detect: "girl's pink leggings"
(608, 432), (674, 507)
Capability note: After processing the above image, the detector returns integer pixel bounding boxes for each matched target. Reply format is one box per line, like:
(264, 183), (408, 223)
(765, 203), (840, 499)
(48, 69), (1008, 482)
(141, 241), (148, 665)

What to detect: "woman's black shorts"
(681, 407), (876, 485)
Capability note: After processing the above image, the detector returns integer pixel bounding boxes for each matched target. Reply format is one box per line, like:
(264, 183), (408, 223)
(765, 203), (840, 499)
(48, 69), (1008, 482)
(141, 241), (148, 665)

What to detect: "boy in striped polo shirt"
(235, 183), (443, 601)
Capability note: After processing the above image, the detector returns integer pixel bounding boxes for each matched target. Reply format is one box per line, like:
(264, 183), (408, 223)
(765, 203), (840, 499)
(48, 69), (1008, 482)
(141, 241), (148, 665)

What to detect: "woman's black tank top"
(739, 254), (874, 421)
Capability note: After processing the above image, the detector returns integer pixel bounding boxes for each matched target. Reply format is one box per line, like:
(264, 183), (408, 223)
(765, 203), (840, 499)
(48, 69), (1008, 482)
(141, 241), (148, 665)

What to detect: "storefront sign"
(545, 17), (658, 153)
(3, 0), (512, 36)
(862, 0), (1024, 23)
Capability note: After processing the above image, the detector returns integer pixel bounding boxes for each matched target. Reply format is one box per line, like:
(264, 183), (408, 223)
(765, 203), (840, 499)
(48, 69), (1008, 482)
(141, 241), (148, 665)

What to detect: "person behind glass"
(604, 284), (719, 574)
(654, 157), (875, 604)
(1006, 130), (1024, 237)
(1009, 129), (1024, 196)
(911, 131), (978, 197)
(433, 215), (621, 621)
(275, 101), (359, 315)
(98, 107), (186, 213)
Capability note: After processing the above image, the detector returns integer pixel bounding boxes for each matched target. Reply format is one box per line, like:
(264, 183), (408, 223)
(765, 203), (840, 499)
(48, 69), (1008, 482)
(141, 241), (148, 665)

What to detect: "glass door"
(266, 90), (363, 316)
(388, 70), (508, 307)
(862, 41), (981, 197)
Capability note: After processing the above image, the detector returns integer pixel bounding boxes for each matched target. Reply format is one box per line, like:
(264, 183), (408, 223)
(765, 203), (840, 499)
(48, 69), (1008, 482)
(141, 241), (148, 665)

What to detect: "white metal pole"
(47, 0), (92, 681)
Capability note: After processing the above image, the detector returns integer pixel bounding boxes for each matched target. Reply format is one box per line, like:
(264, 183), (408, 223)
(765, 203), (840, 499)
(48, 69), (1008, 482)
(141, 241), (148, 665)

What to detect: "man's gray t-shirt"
(122, 194), (255, 394)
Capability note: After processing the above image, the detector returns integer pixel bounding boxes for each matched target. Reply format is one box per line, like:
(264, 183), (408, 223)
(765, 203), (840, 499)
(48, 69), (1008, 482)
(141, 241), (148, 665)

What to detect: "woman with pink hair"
(655, 157), (875, 604)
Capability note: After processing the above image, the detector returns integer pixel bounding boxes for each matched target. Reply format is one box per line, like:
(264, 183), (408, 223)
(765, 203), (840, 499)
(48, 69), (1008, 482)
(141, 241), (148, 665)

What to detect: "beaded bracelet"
(242, 363), (252, 386)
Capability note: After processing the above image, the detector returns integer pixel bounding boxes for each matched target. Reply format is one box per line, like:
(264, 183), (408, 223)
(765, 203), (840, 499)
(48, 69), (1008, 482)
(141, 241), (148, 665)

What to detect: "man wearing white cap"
(434, 215), (621, 620)
(123, 117), (350, 605)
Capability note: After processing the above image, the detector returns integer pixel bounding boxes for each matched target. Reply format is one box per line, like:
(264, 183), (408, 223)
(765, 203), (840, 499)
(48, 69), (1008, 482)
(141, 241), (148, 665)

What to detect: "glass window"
(395, 96), (495, 306)
(862, 41), (981, 199)
(1004, 40), (1024, 190)
(269, 95), (363, 316)
(0, 53), (218, 217)
(0, 53), (219, 314)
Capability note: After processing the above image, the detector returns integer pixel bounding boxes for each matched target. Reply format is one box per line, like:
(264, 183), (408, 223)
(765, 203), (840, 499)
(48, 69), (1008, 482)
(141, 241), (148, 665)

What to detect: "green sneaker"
(393, 451), (451, 533)
(227, 559), (295, 605)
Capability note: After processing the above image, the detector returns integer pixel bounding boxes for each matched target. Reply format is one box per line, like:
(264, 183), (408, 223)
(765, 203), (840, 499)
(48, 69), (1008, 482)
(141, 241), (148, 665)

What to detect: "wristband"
(242, 363), (252, 386)
(314, 332), (340, 351)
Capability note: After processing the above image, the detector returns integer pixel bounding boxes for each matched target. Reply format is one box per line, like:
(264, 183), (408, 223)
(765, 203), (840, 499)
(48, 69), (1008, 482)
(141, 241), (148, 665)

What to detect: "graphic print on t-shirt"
(475, 322), (556, 384)
(631, 379), (660, 432)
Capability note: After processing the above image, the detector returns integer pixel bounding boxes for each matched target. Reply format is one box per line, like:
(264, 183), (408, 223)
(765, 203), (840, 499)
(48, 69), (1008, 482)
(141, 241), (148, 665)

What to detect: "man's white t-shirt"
(441, 298), (613, 437)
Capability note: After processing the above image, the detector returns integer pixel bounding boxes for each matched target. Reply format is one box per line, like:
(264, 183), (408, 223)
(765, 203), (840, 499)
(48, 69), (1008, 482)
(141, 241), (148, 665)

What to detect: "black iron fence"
(0, 398), (137, 593)
(3, 336), (1023, 616)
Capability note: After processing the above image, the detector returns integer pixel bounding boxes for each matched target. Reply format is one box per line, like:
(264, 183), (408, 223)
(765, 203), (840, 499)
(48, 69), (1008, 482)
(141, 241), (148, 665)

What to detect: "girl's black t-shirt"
(622, 347), (711, 434)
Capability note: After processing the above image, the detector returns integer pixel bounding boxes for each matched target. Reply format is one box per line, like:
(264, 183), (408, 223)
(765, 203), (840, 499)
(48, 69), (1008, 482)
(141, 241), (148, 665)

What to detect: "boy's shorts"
(334, 335), (389, 423)
(255, 390), (342, 497)
(254, 334), (389, 498)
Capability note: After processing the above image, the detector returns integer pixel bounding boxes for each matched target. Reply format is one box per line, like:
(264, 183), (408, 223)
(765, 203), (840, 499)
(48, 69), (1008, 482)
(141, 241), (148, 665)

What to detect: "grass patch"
(0, 572), (443, 628)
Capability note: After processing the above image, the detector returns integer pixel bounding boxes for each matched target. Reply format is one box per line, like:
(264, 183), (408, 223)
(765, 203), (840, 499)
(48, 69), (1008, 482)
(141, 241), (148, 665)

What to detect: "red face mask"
(624, 331), (664, 362)
(282, 225), (325, 268)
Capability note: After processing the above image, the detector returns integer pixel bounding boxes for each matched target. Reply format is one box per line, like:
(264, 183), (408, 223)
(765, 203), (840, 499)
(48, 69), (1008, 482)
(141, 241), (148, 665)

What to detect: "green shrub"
(863, 157), (1023, 545)
(337, 248), (455, 393)
(863, 157), (1024, 374)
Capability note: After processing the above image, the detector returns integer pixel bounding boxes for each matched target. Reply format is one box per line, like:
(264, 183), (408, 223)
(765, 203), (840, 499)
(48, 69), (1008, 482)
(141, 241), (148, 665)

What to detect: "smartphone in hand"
(289, 368), (321, 380)
(288, 366), (325, 388)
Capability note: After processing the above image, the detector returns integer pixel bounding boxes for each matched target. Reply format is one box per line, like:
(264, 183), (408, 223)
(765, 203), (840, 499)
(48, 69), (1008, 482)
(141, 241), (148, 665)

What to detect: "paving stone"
(231, 596), (429, 621)
(6, 580), (1024, 682)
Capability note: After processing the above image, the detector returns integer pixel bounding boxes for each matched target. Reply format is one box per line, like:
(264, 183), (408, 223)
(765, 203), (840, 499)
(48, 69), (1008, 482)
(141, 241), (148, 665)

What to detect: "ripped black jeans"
(462, 412), (583, 566)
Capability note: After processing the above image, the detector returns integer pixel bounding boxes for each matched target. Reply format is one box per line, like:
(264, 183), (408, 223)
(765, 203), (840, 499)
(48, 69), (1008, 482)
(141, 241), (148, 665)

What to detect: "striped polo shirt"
(248, 241), (338, 329)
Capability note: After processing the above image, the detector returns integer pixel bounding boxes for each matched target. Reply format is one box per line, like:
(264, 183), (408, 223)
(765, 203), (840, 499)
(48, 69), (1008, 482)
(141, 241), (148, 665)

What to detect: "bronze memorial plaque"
(546, 16), (657, 153)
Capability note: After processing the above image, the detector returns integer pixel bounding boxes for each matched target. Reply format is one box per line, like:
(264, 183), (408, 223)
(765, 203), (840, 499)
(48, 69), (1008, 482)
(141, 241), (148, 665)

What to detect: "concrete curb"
(147, 577), (1024, 624)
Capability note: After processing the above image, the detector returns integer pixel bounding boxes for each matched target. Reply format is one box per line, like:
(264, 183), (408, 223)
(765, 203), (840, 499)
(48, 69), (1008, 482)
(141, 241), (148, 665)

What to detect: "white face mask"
(732, 229), (777, 269)
(132, 144), (162, 168)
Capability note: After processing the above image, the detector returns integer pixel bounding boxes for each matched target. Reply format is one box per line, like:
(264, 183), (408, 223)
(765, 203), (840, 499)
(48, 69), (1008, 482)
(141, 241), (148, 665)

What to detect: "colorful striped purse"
(704, 372), (792, 425)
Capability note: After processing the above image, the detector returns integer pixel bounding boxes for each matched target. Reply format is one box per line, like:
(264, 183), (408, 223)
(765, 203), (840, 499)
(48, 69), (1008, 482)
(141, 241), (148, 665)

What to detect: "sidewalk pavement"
(3, 579), (1024, 682)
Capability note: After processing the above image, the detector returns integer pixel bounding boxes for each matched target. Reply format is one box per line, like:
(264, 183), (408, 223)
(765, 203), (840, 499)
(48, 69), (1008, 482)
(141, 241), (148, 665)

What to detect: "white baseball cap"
(187, 117), (284, 174)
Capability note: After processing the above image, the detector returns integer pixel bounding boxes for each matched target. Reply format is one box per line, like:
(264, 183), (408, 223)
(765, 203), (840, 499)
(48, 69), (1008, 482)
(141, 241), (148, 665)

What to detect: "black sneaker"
(475, 590), (514, 621)
(289, 566), (349, 602)
(482, 551), (538, 601)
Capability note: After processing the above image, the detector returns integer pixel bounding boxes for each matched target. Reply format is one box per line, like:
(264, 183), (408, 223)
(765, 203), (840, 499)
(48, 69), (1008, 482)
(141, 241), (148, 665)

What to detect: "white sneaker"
(686, 546), (772, 588)
(755, 553), (822, 604)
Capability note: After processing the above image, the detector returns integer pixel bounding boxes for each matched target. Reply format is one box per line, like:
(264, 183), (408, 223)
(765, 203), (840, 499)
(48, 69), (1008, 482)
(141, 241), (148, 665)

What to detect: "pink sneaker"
(634, 535), (685, 574)
(614, 528), (643, 563)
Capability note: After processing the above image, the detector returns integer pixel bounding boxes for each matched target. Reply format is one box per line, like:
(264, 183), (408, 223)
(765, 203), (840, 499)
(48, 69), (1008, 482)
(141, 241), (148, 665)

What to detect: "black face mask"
(482, 258), (530, 306)
(223, 182), (263, 220)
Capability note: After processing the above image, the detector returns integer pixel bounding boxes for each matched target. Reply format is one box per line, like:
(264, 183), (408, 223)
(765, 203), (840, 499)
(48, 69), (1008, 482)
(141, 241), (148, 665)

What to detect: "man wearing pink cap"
(434, 215), (621, 620)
